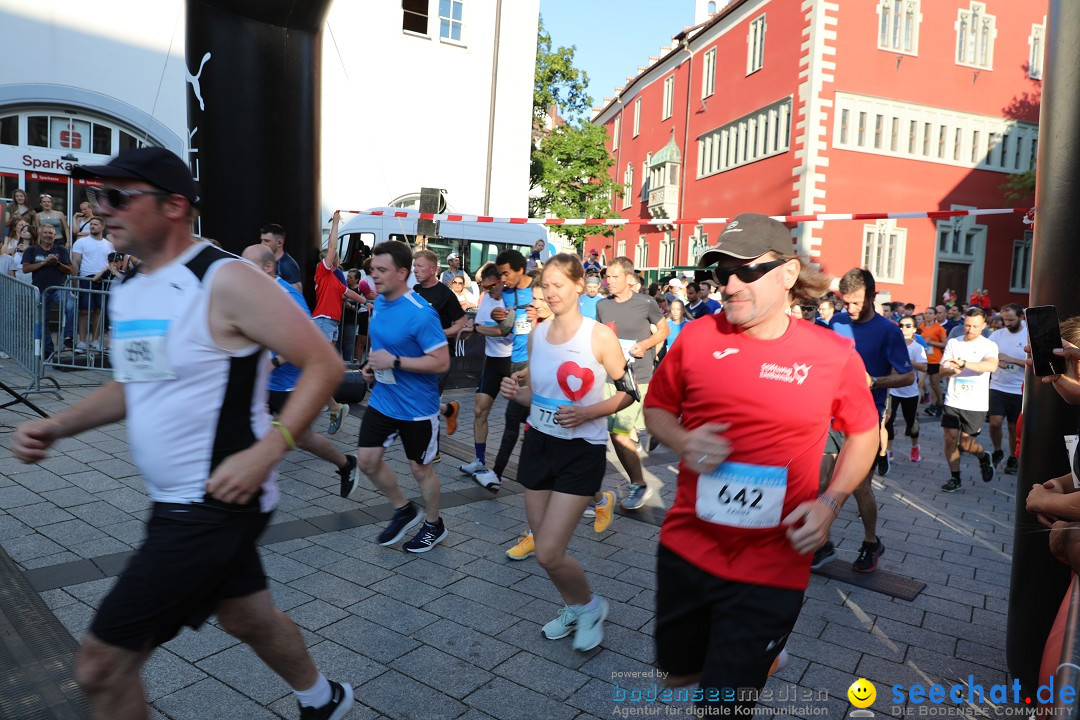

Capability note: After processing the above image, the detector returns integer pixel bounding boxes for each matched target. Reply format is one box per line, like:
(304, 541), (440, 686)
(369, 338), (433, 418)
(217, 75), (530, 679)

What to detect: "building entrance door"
(936, 261), (969, 306)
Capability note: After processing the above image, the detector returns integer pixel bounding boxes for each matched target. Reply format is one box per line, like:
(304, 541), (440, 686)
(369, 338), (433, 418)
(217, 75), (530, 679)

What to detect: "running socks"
(571, 596), (602, 614)
(595, 494), (609, 508)
(475, 443), (486, 464)
(951, 470), (961, 482)
(295, 673), (332, 708)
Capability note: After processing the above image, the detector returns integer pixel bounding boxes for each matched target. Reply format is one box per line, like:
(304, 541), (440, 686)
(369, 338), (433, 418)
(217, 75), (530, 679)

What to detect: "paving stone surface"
(0, 363), (1022, 719)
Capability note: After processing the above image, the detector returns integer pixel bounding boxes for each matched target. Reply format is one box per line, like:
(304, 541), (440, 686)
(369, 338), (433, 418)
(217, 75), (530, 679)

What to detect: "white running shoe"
(459, 458), (486, 475)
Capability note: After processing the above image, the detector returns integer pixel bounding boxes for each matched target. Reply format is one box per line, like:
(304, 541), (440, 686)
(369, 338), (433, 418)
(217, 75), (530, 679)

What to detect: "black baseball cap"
(72, 147), (200, 207)
(697, 213), (794, 267)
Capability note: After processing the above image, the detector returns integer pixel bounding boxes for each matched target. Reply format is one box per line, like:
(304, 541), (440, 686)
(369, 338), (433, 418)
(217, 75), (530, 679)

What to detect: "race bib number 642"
(696, 461), (787, 529)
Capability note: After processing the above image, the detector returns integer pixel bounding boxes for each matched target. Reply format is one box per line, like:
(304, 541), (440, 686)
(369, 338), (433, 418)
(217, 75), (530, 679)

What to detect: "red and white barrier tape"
(338, 207), (1033, 226)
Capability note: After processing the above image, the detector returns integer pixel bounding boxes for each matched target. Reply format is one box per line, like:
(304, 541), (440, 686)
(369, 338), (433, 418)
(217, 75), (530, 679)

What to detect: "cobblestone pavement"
(0, 363), (1017, 719)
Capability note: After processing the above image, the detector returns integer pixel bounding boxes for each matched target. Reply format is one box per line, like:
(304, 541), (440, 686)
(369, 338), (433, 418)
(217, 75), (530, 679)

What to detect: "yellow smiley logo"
(848, 678), (877, 708)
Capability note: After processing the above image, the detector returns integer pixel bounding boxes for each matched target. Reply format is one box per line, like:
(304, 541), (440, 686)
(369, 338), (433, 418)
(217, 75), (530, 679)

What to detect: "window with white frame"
(622, 164), (633, 209)
(702, 48), (716, 99)
(936, 216), (982, 260)
(633, 99), (641, 137)
(616, 239), (626, 258)
(1011, 231), (1032, 292)
(862, 220), (905, 284)
(662, 76), (675, 120)
(690, 225), (709, 264)
(660, 232), (675, 268)
(747, 15), (766, 74)
(955, 2), (996, 70)
(439, 0), (464, 42)
(1029, 22), (1045, 80)
(832, 92), (1037, 174)
(613, 116), (620, 150)
(878, 0), (921, 55)
(642, 153), (652, 202)
(698, 97), (791, 177)
(635, 236), (648, 268)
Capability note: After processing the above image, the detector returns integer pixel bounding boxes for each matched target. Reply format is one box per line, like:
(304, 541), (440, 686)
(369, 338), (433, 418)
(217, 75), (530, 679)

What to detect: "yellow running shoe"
(506, 532), (535, 561)
(594, 492), (615, 533)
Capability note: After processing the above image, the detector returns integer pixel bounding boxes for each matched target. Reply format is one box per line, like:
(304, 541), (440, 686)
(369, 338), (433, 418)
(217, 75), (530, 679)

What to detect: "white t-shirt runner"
(942, 335), (999, 412)
(474, 292), (512, 358)
(890, 340), (927, 399)
(989, 324), (1028, 395)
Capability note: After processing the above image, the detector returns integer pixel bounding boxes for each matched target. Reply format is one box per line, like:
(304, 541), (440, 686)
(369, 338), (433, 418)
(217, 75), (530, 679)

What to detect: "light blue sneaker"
(621, 484), (652, 511)
(542, 605), (579, 640)
(572, 596), (609, 652)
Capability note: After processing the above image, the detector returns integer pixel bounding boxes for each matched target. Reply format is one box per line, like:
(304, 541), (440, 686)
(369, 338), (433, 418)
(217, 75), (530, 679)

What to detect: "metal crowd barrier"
(0, 273), (42, 379)
(41, 278), (114, 375)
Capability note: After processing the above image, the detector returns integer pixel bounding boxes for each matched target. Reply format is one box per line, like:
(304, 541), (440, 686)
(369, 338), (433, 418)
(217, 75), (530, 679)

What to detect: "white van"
(333, 207), (549, 278)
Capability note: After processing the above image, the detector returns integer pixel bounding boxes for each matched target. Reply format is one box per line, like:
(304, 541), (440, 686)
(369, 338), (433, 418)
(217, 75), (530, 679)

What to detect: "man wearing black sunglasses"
(13, 148), (355, 719)
(643, 213), (879, 715)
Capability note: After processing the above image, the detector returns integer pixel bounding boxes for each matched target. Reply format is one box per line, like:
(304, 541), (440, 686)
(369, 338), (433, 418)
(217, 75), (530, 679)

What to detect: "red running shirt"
(312, 260), (346, 321)
(645, 314), (879, 590)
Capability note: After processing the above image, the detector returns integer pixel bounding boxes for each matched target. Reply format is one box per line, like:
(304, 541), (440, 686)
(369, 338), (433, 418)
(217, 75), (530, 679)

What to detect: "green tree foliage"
(530, 17), (620, 249)
(1001, 167), (1035, 203)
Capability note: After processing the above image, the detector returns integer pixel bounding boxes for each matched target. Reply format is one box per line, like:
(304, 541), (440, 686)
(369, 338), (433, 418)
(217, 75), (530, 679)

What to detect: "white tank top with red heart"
(528, 317), (609, 445)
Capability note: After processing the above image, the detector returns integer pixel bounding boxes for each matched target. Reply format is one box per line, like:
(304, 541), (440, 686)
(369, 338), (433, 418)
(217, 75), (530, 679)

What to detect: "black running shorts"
(655, 545), (803, 712)
(358, 405), (439, 465)
(942, 405), (986, 436)
(517, 428), (607, 497)
(477, 355), (512, 399)
(90, 500), (271, 651)
(988, 389), (1022, 423)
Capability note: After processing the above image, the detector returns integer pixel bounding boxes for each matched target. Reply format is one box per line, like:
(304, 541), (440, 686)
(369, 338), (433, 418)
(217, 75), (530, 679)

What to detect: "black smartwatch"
(271, 356), (282, 369)
(394, 356), (402, 370)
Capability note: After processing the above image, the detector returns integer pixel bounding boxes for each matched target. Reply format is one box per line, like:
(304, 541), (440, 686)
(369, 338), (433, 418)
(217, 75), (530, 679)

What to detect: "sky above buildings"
(539, 0), (695, 121)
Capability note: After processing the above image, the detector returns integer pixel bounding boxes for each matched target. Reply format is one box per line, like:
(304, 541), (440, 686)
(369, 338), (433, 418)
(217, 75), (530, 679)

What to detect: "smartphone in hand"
(1025, 305), (1067, 376)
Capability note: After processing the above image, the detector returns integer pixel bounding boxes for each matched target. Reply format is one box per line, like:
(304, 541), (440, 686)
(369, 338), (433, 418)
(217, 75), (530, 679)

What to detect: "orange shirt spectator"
(921, 320), (947, 364)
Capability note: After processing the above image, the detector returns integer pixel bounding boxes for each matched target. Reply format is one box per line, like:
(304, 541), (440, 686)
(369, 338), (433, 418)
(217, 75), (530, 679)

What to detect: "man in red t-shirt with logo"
(644, 214), (879, 713)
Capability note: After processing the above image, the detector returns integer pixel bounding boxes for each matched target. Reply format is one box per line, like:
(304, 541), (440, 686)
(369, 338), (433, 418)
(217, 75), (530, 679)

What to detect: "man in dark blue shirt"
(22, 224), (75, 356)
(826, 269), (913, 573)
(685, 281), (720, 319)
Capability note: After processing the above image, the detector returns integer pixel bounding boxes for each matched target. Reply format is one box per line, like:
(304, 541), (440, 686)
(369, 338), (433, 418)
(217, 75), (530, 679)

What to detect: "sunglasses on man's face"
(86, 187), (171, 211)
(713, 258), (788, 286)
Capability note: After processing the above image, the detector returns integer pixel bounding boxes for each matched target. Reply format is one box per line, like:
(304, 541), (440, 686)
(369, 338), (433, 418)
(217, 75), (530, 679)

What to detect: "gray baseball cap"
(697, 213), (794, 267)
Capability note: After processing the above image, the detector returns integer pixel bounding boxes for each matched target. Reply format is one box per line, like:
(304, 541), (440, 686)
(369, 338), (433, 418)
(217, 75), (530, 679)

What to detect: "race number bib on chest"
(529, 394), (573, 439)
(374, 367), (397, 385)
(696, 461), (787, 529)
(953, 376), (977, 394)
(513, 316), (531, 335)
(111, 319), (176, 383)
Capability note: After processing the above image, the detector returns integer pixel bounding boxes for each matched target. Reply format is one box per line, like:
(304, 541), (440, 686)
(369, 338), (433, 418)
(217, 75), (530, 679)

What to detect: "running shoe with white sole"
(621, 484), (651, 510)
(472, 469), (501, 492)
(376, 502), (422, 546)
(298, 680), (354, 720)
(506, 532), (535, 560)
(459, 457), (486, 475)
(572, 596), (609, 652)
(542, 605), (579, 640)
(594, 491), (615, 533)
(337, 455), (358, 498)
(403, 518), (448, 553)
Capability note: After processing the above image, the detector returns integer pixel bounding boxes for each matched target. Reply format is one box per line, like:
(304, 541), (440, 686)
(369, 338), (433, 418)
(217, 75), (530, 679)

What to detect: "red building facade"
(586, 0), (1044, 309)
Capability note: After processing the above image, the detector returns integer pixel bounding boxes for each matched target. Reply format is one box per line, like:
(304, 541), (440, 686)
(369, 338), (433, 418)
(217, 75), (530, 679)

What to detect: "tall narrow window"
(840, 109), (850, 144)
(890, 117), (899, 152)
(971, 130), (980, 163)
(439, 0), (463, 41)
(613, 116), (620, 151)
(622, 164), (633, 209)
(862, 220), (906, 283)
(953, 127), (962, 161)
(1011, 231), (1033, 291)
(956, 2), (995, 70)
(402, 0), (429, 34)
(702, 48), (716, 98)
(874, 115), (883, 149)
(1029, 23), (1045, 79)
(922, 122), (931, 156)
(938, 125), (946, 159)
(858, 112), (867, 146)
(747, 15), (766, 74)
(908, 120), (917, 154)
(878, 1), (921, 55)
(662, 76), (675, 120)
(633, 99), (641, 137)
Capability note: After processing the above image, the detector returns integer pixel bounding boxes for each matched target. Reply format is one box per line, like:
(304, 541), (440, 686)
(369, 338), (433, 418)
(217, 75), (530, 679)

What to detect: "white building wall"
(0, 0), (537, 219)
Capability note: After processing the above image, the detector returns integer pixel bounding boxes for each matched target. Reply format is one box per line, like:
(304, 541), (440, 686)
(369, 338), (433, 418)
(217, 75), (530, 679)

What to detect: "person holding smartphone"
(939, 307), (999, 492)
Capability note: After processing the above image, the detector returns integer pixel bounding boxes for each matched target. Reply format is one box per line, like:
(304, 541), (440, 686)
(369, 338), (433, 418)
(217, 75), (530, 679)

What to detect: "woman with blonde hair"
(7, 188), (36, 226)
(500, 252), (635, 652)
(36, 194), (69, 246)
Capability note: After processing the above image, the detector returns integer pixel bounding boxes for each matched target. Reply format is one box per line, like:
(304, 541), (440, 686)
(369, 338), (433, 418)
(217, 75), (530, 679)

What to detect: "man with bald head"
(241, 244), (358, 495)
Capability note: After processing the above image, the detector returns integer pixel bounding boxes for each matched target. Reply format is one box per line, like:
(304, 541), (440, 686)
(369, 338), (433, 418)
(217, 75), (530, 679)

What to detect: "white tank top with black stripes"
(109, 242), (278, 512)
(528, 317), (609, 445)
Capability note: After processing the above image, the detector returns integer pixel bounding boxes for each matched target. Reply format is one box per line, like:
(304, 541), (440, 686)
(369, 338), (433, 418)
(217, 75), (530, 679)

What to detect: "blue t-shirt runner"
(369, 290), (447, 420)
(268, 277), (309, 392)
(830, 312), (912, 412)
(503, 285), (534, 364)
